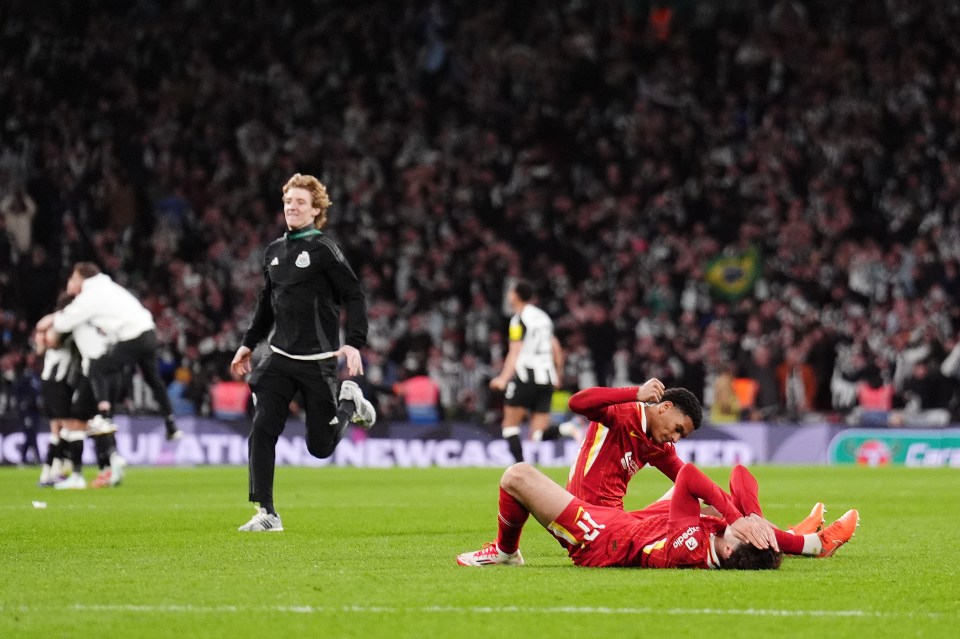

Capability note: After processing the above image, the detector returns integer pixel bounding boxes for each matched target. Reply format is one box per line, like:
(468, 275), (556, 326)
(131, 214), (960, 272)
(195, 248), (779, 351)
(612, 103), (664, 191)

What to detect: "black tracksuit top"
(241, 229), (367, 356)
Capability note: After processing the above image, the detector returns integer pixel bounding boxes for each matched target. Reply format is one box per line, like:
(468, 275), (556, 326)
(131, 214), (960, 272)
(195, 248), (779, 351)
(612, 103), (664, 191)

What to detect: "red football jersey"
(549, 464), (742, 570)
(566, 387), (684, 509)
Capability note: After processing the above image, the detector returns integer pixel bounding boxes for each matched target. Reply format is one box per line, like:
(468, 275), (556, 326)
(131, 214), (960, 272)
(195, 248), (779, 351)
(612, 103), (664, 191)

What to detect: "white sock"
(801, 533), (823, 556)
(40, 464), (51, 482)
(50, 458), (62, 477)
(558, 421), (578, 437)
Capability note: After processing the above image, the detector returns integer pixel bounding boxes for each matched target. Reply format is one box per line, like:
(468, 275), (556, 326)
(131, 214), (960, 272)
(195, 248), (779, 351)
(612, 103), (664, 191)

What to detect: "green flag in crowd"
(705, 246), (761, 300)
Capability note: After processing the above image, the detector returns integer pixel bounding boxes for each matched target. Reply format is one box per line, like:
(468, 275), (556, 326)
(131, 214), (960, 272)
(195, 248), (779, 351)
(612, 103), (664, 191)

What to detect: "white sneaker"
(558, 417), (584, 444)
(54, 473), (87, 490)
(87, 415), (118, 435)
(456, 543), (524, 567)
(338, 380), (377, 429)
(109, 453), (127, 486)
(238, 507), (283, 532)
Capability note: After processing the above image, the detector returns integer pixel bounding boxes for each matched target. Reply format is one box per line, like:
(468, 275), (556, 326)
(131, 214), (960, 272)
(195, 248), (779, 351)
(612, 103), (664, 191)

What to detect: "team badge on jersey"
(295, 251), (310, 268)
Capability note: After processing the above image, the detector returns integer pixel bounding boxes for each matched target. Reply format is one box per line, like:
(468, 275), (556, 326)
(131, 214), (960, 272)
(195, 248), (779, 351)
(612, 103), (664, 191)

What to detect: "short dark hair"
(54, 292), (74, 311)
(73, 262), (101, 279)
(662, 387), (703, 430)
(513, 280), (534, 302)
(722, 545), (783, 570)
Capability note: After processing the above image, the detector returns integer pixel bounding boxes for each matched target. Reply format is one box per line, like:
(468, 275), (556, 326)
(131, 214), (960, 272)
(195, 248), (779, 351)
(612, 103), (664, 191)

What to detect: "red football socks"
(774, 528), (804, 555)
(495, 487), (530, 554)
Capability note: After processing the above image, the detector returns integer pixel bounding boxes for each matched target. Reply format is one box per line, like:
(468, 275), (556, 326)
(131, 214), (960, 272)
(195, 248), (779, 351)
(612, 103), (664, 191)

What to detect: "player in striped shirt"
(489, 280), (566, 463)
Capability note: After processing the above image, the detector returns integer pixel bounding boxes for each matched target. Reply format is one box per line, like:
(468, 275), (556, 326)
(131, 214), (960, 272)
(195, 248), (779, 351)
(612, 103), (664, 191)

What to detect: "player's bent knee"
(501, 462), (534, 490)
(305, 436), (337, 459)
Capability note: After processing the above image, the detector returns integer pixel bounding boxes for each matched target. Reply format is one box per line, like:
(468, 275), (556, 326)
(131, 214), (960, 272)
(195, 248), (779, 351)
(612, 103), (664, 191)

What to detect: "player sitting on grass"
(566, 381), (832, 552)
(565, 380), (696, 510)
(457, 462), (859, 569)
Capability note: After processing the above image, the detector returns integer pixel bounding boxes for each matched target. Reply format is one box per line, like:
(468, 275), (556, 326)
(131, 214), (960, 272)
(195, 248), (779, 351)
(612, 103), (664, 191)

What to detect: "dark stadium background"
(1, 0), (959, 452)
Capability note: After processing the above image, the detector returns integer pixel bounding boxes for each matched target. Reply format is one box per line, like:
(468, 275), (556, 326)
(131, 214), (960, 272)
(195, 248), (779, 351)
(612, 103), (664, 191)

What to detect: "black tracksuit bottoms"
(246, 353), (352, 505)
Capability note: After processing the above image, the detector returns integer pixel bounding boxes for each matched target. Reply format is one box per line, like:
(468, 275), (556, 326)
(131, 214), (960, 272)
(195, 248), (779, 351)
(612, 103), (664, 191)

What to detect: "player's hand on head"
(728, 516), (776, 551)
(334, 345), (364, 376)
(747, 513), (780, 551)
(637, 378), (665, 403)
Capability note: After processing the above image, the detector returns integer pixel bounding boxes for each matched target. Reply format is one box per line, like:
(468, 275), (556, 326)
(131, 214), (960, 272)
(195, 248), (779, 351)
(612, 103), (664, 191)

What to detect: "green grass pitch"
(1, 463), (958, 638)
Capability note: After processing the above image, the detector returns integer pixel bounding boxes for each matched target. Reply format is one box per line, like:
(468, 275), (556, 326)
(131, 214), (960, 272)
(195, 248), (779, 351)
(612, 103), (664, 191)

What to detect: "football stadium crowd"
(1, 0), (960, 433)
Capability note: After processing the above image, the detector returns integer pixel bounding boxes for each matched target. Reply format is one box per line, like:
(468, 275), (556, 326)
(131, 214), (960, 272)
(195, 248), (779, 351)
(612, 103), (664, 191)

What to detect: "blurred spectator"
(209, 374), (253, 420)
(8, 352), (42, 464)
(0, 185), (36, 258)
(893, 359), (952, 427)
(708, 361), (740, 424)
(853, 363), (895, 427)
(167, 367), (198, 417)
(446, 352), (492, 421)
(0, 0), (959, 430)
(393, 368), (442, 425)
(744, 344), (780, 420)
(776, 347), (817, 421)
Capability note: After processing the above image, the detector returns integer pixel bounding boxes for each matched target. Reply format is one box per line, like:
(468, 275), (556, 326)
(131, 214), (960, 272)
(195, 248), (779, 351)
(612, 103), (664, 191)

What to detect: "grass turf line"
(1, 464), (957, 639)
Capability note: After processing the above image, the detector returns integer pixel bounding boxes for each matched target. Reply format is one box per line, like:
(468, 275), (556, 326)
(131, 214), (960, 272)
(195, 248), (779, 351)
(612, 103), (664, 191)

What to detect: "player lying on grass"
(566, 381), (830, 549)
(457, 462), (859, 569)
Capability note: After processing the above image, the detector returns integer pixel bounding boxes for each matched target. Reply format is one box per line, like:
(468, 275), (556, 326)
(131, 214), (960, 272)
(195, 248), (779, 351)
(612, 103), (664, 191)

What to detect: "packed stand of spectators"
(2, 0), (960, 429)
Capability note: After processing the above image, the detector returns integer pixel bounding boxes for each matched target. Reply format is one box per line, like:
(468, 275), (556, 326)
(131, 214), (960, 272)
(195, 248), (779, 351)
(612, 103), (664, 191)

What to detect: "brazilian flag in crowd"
(705, 246), (761, 300)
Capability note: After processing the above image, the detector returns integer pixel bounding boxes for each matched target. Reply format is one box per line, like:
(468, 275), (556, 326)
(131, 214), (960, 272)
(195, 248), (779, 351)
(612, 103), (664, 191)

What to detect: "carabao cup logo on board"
(855, 440), (891, 467)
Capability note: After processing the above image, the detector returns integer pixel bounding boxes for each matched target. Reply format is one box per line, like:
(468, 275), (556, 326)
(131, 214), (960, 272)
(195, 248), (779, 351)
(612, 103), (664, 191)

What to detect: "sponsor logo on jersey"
(672, 525), (700, 549)
(620, 451), (641, 476)
(270, 257), (279, 266)
(295, 251), (310, 268)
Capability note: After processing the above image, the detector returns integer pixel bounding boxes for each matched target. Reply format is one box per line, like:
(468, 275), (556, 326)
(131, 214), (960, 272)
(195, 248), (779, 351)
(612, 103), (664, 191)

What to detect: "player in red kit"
(566, 380), (698, 509)
(456, 462), (859, 569)
(566, 381), (836, 552)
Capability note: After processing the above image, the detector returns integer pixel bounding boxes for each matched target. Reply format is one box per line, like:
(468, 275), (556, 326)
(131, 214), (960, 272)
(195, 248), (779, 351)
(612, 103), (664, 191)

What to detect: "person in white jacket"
(39, 262), (182, 441)
(37, 290), (130, 489)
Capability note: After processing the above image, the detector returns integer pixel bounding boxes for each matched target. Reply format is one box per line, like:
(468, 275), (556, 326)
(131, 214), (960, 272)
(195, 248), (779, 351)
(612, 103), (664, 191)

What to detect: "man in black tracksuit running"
(231, 173), (376, 532)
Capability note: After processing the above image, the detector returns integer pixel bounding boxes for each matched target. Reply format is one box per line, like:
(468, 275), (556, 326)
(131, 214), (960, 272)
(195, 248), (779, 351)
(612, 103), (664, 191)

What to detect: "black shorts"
(40, 378), (98, 421)
(504, 377), (553, 414)
(71, 378), (98, 420)
(41, 380), (72, 419)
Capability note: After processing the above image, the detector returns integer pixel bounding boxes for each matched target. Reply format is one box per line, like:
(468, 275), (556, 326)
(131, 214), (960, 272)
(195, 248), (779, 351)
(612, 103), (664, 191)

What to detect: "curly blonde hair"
(283, 173), (332, 228)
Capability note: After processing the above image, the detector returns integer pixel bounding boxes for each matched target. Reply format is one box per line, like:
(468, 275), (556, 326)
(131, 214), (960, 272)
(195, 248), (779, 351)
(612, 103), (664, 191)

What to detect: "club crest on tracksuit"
(295, 251), (310, 268)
